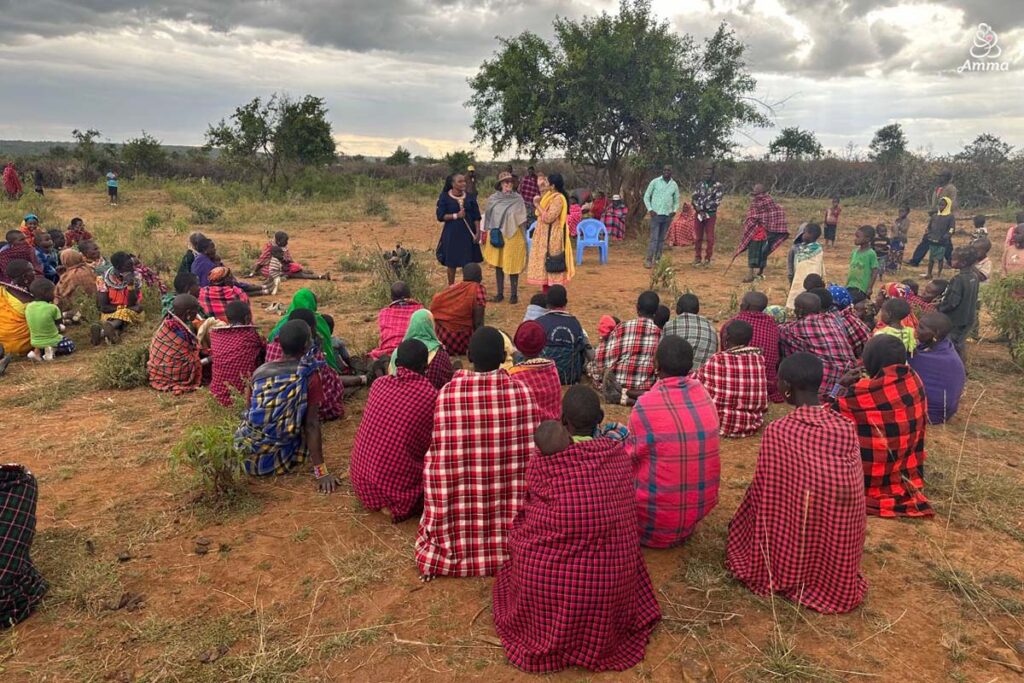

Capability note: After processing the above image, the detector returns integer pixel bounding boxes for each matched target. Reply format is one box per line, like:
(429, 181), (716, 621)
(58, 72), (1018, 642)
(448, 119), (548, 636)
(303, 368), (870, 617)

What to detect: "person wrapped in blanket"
(234, 319), (342, 494)
(92, 251), (144, 345)
(835, 334), (934, 518)
(727, 353), (867, 613)
(1, 464), (47, 629)
(492, 387), (661, 673)
(208, 300), (266, 408)
(147, 294), (204, 394)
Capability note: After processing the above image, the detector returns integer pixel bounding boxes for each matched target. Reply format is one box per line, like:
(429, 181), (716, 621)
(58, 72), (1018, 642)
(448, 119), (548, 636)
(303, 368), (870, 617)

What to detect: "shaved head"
(794, 292), (821, 318)
(741, 291), (768, 312)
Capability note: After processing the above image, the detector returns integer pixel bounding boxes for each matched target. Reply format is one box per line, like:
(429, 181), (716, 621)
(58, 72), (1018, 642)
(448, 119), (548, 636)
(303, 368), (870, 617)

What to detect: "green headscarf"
(269, 288), (340, 371)
(389, 309), (441, 373)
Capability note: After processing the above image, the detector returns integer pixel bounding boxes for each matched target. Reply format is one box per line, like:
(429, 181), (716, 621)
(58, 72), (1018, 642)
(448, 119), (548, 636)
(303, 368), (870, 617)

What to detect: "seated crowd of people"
(0, 212), (993, 675)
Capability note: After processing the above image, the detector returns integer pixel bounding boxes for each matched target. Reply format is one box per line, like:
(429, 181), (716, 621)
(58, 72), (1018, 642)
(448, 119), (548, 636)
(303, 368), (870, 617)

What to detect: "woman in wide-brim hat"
(482, 171), (529, 304)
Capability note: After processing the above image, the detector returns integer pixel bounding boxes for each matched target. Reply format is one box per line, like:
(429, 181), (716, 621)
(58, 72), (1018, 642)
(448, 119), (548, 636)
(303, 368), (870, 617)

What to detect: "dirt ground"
(1, 185), (1023, 682)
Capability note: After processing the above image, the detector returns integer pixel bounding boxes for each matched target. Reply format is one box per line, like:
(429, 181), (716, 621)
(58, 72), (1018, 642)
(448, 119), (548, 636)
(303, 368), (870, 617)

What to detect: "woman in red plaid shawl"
(732, 184), (789, 283)
(780, 293), (857, 401)
(209, 300), (266, 407)
(508, 321), (562, 421)
(369, 281), (423, 359)
(695, 320), (769, 438)
(836, 335), (934, 518)
(416, 327), (541, 580)
(350, 339), (438, 523)
(1, 464), (47, 629)
(199, 266), (250, 322)
(727, 353), (867, 613)
(147, 295), (204, 394)
(493, 387), (661, 673)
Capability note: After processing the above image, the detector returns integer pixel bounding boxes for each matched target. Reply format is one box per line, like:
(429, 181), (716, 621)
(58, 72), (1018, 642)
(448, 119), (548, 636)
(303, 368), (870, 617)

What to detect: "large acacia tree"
(206, 94), (335, 194)
(467, 0), (767, 193)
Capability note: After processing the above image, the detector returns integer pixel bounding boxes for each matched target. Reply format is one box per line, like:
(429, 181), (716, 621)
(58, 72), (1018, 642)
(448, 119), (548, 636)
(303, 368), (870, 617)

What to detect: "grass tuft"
(93, 343), (150, 389)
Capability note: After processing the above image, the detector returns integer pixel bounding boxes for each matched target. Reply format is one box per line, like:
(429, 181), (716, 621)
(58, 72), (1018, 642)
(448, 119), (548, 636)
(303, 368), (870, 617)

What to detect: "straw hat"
(495, 171), (515, 190)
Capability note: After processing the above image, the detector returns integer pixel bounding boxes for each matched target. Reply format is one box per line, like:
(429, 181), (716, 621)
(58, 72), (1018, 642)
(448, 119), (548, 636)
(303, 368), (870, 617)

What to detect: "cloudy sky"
(0, 0), (1021, 158)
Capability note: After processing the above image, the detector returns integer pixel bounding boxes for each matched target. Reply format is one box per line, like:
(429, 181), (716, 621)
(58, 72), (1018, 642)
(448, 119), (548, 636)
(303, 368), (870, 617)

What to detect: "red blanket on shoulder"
(493, 436), (661, 673)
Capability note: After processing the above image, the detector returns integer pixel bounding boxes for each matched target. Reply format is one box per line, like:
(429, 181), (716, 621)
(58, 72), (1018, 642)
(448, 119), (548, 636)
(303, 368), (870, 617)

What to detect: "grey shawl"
(483, 191), (529, 240)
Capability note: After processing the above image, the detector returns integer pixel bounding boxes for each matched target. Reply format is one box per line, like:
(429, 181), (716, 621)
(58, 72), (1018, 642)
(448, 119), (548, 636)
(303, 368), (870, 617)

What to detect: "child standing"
(26, 278), (75, 361)
(970, 238), (992, 341)
(871, 224), (891, 269)
(937, 246), (980, 362)
(889, 205), (910, 271)
(823, 196), (841, 247)
(262, 246), (285, 295)
(924, 198), (955, 279)
(847, 226), (880, 296)
(786, 223), (824, 310)
(874, 298), (916, 354)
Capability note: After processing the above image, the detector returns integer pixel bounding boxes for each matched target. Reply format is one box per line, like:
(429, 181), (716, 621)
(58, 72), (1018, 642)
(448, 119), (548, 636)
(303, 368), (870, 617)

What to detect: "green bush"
(363, 194), (392, 223)
(141, 209), (163, 234)
(171, 419), (248, 499)
(186, 195), (224, 224)
(358, 247), (440, 309)
(93, 344), (150, 389)
(983, 274), (1024, 361)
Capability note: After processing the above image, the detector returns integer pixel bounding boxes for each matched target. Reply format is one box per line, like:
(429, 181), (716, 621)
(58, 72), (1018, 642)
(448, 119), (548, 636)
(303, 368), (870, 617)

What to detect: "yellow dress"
(483, 229), (528, 275)
(0, 286), (32, 355)
(527, 191), (576, 286)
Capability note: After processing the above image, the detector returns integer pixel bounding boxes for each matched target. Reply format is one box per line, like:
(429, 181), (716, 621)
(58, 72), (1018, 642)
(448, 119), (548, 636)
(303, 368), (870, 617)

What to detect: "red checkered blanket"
(493, 437), (661, 673)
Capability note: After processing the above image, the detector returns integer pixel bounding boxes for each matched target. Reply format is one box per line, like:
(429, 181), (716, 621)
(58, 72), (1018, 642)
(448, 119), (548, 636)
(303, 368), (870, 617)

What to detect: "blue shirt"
(643, 176), (680, 216)
(106, 172), (118, 188)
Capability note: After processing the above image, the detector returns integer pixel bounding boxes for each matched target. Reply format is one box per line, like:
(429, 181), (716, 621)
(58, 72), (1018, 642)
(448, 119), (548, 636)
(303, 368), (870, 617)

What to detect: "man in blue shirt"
(643, 165), (679, 268)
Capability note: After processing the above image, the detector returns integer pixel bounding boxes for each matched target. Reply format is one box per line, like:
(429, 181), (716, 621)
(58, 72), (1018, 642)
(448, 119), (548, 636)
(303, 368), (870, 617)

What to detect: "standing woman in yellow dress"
(526, 172), (575, 293)
(482, 171), (529, 304)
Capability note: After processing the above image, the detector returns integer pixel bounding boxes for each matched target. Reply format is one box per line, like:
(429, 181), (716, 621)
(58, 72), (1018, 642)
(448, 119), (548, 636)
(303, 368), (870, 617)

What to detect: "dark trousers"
(908, 236), (953, 267)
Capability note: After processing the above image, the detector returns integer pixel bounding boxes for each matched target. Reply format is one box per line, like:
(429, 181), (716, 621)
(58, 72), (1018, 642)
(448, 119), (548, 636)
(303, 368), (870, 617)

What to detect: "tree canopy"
(768, 127), (823, 160)
(869, 123), (907, 163)
(205, 94), (335, 193)
(122, 131), (167, 175)
(467, 0), (767, 192)
(386, 146), (412, 166)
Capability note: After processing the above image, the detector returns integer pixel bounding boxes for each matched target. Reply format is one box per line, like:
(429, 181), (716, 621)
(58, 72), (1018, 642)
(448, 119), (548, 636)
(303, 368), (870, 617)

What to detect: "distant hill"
(0, 139), (207, 158)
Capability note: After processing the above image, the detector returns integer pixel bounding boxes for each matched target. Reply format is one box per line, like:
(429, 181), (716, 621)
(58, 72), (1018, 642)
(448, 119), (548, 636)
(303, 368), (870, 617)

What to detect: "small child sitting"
(875, 298), (916, 354)
(695, 319), (768, 437)
(522, 292), (548, 322)
(971, 214), (988, 240)
(653, 305), (671, 330)
(597, 315), (621, 343)
(208, 300), (266, 407)
(33, 231), (59, 284)
(163, 272), (201, 317)
(263, 245), (286, 295)
(534, 419), (573, 456)
(26, 278), (75, 361)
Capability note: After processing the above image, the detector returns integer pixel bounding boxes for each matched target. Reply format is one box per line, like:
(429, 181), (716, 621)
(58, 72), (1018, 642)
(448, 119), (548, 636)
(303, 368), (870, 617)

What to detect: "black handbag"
(544, 221), (567, 273)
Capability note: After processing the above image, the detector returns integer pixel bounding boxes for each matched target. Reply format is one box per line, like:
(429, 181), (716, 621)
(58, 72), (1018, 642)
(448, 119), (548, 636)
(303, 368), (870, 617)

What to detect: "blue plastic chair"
(575, 219), (609, 265)
(525, 221), (537, 251)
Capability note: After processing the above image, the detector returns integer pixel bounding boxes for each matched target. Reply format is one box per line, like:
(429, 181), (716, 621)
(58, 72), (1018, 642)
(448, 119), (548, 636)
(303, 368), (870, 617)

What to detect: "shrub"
(363, 194), (392, 223)
(358, 247), (440, 309)
(648, 256), (679, 298)
(171, 419), (247, 499)
(238, 240), (260, 275)
(187, 196), (224, 224)
(983, 274), (1024, 361)
(307, 280), (341, 307)
(93, 344), (150, 389)
(141, 209), (163, 234)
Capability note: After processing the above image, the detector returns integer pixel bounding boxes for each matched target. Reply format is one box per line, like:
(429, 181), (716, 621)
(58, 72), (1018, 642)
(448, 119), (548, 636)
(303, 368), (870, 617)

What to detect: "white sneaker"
(43, 347), (55, 361)
(27, 350), (41, 362)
